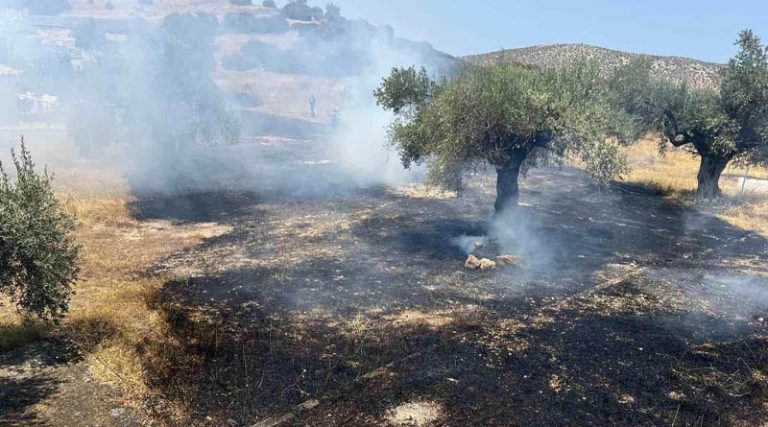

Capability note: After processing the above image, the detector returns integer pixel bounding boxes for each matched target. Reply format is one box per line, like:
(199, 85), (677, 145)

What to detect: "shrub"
(229, 0), (252, 5)
(262, 0), (276, 7)
(0, 139), (79, 322)
(282, 0), (313, 21)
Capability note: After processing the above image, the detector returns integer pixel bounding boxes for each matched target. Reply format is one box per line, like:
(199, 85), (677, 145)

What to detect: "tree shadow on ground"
(0, 340), (81, 426)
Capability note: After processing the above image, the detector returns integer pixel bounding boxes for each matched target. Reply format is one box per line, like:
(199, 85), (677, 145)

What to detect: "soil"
(133, 153), (768, 425)
(2, 139), (767, 426)
(0, 340), (142, 426)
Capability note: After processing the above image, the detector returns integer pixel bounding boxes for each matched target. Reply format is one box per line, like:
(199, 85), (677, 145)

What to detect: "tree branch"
(662, 109), (692, 147)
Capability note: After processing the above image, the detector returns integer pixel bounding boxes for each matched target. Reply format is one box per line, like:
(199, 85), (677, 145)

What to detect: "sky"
(324, 0), (768, 63)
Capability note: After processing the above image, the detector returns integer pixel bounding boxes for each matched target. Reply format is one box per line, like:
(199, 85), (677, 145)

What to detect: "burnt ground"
(134, 161), (768, 426)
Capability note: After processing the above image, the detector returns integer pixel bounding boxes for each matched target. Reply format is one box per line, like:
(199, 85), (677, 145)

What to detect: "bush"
(0, 139), (79, 322)
(262, 0), (276, 7)
(229, 0), (252, 5)
(282, 0), (313, 21)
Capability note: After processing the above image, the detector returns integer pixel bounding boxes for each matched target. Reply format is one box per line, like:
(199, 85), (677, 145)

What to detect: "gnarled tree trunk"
(696, 154), (730, 199)
(494, 153), (526, 214)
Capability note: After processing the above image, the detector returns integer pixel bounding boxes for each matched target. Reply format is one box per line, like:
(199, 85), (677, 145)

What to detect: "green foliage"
(374, 67), (436, 116)
(376, 61), (631, 195)
(0, 139), (79, 322)
(721, 30), (768, 165)
(613, 30), (768, 197)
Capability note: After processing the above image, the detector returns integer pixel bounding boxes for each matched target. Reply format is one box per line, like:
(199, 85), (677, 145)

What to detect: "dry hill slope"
(465, 43), (723, 87)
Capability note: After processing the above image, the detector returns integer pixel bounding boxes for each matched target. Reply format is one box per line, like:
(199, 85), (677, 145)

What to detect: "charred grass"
(1, 139), (768, 425)
(128, 167), (768, 425)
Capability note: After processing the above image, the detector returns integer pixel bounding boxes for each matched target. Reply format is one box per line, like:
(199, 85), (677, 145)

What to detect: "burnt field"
(128, 144), (768, 426)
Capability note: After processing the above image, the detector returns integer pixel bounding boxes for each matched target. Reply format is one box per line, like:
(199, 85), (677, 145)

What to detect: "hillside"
(3, 0), (459, 131)
(464, 43), (723, 87)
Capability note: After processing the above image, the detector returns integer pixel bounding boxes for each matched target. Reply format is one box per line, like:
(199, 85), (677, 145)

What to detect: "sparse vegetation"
(0, 139), (79, 322)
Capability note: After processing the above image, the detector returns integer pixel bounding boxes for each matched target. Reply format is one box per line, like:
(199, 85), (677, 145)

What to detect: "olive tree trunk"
(696, 154), (730, 199)
(494, 154), (525, 214)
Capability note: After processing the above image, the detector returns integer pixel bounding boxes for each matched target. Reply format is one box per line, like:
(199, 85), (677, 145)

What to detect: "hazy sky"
(326, 0), (768, 63)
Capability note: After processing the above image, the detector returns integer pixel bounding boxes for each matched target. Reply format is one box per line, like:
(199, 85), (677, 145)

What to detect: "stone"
(479, 258), (497, 270)
(465, 255), (482, 270)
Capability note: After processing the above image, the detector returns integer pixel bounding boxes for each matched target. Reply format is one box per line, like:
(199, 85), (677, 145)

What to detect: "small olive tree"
(613, 30), (768, 198)
(0, 139), (79, 322)
(375, 61), (633, 214)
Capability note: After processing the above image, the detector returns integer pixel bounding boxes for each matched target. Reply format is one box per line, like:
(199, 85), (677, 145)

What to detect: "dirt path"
(0, 340), (142, 426)
(133, 164), (768, 426)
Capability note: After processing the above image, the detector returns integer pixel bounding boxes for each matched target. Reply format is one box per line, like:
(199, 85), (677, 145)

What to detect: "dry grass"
(0, 162), (231, 417)
(624, 138), (768, 235)
(59, 186), (231, 402)
(0, 314), (49, 351)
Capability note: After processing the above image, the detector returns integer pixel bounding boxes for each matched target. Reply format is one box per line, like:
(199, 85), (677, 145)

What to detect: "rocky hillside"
(464, 43), (723, 87)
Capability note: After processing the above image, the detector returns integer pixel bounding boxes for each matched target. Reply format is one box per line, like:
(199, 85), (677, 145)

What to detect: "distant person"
(330, 106), (340, 130)
(309, 94), (316, 117)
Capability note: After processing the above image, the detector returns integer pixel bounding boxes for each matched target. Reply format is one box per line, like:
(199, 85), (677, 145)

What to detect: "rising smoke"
(0, 1), (456, 196)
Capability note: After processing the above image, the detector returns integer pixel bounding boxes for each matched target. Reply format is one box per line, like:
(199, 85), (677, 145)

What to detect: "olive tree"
(0, 139), (79, 322)
(375, 62), (632, 214)
(613, 30), (768, 198)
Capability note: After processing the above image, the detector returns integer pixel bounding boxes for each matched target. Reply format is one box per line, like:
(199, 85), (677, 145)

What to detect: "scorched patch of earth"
(143, 166), (768, 426)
